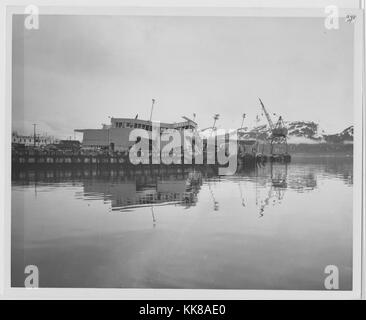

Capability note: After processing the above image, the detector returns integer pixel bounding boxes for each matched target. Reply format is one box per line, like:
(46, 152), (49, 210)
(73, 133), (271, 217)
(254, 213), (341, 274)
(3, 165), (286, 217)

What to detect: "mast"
(240, 113), (246, 130)
(149, 99), (156, 122)
(33, 123), (37, 147)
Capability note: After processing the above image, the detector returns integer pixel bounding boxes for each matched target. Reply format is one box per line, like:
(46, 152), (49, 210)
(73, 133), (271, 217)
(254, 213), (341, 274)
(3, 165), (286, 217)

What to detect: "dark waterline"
(11, 155), (353, 289)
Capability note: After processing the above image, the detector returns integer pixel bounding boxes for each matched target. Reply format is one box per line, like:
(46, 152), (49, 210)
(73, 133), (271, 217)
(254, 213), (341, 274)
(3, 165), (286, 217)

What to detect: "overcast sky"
(12, 15), (354, 139)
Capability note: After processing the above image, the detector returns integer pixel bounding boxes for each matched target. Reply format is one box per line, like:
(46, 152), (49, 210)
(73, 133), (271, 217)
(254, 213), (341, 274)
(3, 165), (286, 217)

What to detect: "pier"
(12, 152), (128, 166)
(12, 143), (290, 169)
(11, 151), (290, 173)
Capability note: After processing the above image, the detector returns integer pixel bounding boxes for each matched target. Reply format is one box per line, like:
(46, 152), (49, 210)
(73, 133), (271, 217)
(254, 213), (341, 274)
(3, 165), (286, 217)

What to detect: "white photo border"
(1, 2), (364, 300)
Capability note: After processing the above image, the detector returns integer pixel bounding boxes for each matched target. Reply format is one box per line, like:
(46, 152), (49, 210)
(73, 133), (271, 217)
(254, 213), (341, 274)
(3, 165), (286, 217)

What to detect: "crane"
(258, 98), (288, 137)
(212, 114), (220, 130)
(258, 98), (289, 158)
(259, 98), (274, 130)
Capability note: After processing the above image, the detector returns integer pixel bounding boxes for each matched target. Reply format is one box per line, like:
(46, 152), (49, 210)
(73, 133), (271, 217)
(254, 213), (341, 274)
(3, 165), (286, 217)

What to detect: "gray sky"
(12, 15), (354, 139)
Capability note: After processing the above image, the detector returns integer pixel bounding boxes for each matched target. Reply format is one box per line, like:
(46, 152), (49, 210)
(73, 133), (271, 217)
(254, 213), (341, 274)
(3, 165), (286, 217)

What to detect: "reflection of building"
(75, 117), (197, 152)
(82, 170), (203, 211)
(12, 157), (352, 219)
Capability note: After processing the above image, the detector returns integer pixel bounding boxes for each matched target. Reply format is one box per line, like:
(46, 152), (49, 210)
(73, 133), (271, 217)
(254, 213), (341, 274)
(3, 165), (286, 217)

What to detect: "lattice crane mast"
(259, 98), (274, 131)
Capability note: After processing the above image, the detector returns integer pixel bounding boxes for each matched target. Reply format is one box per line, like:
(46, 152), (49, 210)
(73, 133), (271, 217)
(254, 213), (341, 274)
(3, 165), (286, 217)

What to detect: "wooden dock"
(12, 149), (290, 168)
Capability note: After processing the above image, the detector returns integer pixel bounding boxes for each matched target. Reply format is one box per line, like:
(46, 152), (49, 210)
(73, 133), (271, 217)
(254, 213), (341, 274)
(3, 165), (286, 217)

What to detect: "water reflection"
(81, 171), (203, 212)
(11, 156), (353, 289)
(12, 157), (352, 218)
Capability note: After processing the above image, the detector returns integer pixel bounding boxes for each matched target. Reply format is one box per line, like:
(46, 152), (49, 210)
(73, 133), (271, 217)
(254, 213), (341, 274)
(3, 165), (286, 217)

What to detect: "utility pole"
(107, 116), (112, 149)
(149, 99), (156, 122)
(33, 123), (37, 147)
(240, 113), (246, 129)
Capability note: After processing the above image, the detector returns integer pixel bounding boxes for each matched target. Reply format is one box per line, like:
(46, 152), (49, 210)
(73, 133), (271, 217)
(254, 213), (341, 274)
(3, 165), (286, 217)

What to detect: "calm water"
(11, 156), (353, 289)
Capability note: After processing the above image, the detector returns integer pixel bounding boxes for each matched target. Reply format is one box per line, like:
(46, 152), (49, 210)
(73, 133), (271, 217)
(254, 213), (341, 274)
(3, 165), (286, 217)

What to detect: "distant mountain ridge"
(239, 121), (353, 144)
(323, 126), (353, 144)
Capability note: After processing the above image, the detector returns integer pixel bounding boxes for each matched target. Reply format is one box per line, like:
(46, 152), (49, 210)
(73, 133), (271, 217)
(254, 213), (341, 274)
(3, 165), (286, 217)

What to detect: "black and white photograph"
(1, 2), (365, 301)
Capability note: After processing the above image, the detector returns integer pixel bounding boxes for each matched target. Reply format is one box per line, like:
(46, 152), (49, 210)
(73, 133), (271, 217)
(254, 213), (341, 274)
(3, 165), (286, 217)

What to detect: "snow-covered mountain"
(200, 121), (353, 144)
(323, 126), (353, 144)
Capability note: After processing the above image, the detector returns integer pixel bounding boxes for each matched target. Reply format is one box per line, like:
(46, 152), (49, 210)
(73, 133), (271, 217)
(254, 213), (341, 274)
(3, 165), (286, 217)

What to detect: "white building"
(75, 117), (198, 152)
(12, 133), (58, 147)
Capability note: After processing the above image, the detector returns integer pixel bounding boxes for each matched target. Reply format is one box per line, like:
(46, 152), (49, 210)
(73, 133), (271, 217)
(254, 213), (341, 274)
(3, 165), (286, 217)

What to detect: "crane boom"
(259, 98), (274, 130)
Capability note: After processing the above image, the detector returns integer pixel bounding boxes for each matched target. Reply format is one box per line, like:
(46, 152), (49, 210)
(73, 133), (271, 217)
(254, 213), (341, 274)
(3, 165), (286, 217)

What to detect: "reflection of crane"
(257, 162), (288, 217)
(238, 180), (246, 207)
(151, 206), (156, 228)
(271, 162), (288, 191)
(258, 98), (288, 156)
(259, 187), (273, 218)
(208, 181), (219, 211)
